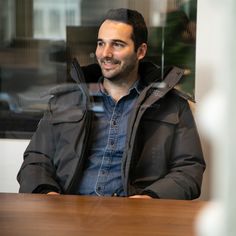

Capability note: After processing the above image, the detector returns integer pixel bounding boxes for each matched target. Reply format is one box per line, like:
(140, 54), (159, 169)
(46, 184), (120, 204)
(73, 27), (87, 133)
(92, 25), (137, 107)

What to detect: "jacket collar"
(71, 58), (189, 101)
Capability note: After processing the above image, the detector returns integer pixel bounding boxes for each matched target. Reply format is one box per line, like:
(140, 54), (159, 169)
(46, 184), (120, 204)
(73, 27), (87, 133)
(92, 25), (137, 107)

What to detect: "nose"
(102, 44), (113, 58)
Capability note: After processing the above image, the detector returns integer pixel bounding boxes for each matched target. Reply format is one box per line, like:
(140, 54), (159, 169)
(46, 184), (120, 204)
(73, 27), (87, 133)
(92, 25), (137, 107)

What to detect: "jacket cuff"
(32, 184), (60, 194)
(141, 190), (160, 198)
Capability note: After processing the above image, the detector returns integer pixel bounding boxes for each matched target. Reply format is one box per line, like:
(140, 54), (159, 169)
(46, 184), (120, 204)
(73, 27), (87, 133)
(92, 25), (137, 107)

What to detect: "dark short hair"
(100, 8), (148, 51)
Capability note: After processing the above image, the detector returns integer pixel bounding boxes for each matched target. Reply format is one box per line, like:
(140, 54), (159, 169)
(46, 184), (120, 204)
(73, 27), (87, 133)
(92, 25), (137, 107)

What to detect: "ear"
(137, 43), (147, 60)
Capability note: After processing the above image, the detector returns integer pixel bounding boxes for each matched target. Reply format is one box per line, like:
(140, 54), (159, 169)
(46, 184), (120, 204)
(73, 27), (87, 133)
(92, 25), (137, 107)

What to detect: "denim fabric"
(77, 80), (143, 196)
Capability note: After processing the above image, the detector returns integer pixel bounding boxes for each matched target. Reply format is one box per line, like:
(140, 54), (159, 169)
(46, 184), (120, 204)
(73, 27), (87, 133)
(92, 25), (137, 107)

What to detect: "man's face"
(96, 20), (143, 81)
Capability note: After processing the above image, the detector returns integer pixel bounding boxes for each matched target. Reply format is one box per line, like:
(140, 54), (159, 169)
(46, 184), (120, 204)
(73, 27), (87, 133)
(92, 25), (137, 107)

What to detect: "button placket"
(78, 85), (139, 196)
(96, 103), (121, 195)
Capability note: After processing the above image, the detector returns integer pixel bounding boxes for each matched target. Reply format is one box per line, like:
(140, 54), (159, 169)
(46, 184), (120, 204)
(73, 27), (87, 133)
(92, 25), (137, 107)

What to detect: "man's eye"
(113, 42), (124, 48)
(97, 41), (104, 47)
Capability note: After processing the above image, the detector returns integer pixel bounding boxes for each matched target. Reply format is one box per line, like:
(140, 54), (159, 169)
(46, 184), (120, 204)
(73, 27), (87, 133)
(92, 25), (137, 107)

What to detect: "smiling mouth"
(102, 61), (116, 69)
(100, 58), (120, 69)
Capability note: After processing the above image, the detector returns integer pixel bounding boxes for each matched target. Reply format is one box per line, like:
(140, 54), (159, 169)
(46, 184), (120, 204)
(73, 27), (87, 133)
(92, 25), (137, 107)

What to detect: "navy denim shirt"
(77, 79), (143, 196)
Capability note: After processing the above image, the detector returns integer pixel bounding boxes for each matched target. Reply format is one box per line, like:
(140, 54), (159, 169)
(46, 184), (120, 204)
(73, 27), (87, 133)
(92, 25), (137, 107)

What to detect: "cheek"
(122, 52), (138, 63)
(113, 51), (131, 61)
(95, 47), (101, 58)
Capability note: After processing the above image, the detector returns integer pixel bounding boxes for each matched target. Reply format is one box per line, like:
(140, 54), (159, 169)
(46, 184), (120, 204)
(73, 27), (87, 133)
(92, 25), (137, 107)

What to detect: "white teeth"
(100, 59), (119, 65)
(103, 61), (113, 65)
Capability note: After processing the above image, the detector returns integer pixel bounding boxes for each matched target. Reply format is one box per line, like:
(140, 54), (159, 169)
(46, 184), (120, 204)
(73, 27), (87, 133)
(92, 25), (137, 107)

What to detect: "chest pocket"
(49, 108), (85, 125)
(48, 89), (86, 125)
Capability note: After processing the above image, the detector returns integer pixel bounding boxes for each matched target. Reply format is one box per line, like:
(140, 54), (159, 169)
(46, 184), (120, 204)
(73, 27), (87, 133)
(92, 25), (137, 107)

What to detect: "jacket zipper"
(65, 110), (92, 193)
(65, 59), (93, 193)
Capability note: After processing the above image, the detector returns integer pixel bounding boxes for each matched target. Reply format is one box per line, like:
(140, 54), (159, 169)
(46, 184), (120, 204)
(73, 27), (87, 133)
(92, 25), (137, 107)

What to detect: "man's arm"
(17, 113), (61, 194)
(141, 99), (205, 199)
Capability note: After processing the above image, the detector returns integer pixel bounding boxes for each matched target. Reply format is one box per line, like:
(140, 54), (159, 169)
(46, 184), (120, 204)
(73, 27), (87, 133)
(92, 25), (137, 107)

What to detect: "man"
(17, 8), (205, 199)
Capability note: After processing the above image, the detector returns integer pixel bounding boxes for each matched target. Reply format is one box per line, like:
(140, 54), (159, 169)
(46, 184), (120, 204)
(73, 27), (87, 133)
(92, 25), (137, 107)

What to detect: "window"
(66, 9), (76, 26)
(34, 9), (43, 36)
(0, 0), (197, 139)
(49, 10), (61, 36)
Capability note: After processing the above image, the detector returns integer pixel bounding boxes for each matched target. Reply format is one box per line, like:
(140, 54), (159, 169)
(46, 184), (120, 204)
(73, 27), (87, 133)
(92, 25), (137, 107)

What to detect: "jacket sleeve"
(17, 112), (61, 193)
(142, 99), (206, 199)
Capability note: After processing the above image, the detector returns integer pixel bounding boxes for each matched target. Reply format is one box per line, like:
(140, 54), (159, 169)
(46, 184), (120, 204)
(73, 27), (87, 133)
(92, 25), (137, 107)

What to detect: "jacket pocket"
(49, 108), (85, 124)
(48, 90), (86, 124)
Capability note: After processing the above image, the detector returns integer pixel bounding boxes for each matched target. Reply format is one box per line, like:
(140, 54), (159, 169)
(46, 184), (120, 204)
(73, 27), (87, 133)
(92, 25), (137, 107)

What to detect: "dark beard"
(100, 56), (138, 81)
(100, 57), (120, 65)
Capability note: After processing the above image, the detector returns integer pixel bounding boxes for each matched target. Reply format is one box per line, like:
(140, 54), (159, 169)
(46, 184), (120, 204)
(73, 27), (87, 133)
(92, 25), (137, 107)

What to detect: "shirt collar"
(98, 77), (144, 96)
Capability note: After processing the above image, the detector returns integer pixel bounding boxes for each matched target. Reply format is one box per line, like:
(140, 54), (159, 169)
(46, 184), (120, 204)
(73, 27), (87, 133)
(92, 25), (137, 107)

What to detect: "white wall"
(196, 0), (236, 235)
(0, 139), (29, 192)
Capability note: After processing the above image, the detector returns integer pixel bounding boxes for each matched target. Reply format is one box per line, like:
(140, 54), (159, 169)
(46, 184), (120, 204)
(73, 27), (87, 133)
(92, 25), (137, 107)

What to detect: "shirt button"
(110, 140), (114, 146)
(112, 120), (116, 126)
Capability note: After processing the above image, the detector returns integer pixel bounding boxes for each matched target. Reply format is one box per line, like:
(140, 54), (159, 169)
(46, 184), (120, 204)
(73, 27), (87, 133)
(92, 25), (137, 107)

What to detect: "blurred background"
(0, 0), (197, 138)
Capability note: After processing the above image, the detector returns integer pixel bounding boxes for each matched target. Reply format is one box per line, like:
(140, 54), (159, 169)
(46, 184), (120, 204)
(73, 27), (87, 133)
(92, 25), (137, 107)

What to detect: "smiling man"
(17, 8), (205, 199)
(96, 13), (147, 101)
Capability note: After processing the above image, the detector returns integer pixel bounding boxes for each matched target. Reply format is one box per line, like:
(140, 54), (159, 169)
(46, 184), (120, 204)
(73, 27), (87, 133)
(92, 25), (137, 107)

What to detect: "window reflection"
(33, 0), (81, 39)
(0, 0), (197, 138)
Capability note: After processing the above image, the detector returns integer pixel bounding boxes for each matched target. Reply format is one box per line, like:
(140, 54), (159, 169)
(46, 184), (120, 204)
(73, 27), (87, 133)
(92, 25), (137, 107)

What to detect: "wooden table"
(0, 193), (206, 236)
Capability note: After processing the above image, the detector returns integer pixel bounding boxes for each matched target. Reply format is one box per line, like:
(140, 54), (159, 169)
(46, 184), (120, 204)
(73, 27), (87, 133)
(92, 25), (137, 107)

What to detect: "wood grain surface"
(0, 193), (206, 236)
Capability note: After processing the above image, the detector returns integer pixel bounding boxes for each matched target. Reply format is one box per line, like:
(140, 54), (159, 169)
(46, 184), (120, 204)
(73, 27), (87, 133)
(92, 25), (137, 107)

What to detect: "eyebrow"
(97, 38), (127, 45)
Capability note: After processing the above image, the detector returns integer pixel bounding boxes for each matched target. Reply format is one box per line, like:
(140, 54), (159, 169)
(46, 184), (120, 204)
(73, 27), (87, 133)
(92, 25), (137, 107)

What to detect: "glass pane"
(0, 0), (197, 139)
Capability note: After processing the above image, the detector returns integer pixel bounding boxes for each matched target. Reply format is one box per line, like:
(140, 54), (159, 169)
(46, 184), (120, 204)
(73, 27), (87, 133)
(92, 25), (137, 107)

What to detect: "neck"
(103, 71), (139, 102)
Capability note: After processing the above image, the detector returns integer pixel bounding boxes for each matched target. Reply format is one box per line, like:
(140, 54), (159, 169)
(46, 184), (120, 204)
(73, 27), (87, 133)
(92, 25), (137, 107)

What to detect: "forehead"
(98, 20), (133, 40)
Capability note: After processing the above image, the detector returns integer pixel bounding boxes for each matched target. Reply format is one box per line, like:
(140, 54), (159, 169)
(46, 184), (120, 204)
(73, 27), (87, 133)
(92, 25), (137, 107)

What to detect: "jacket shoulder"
(171, 88), (195, 103)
